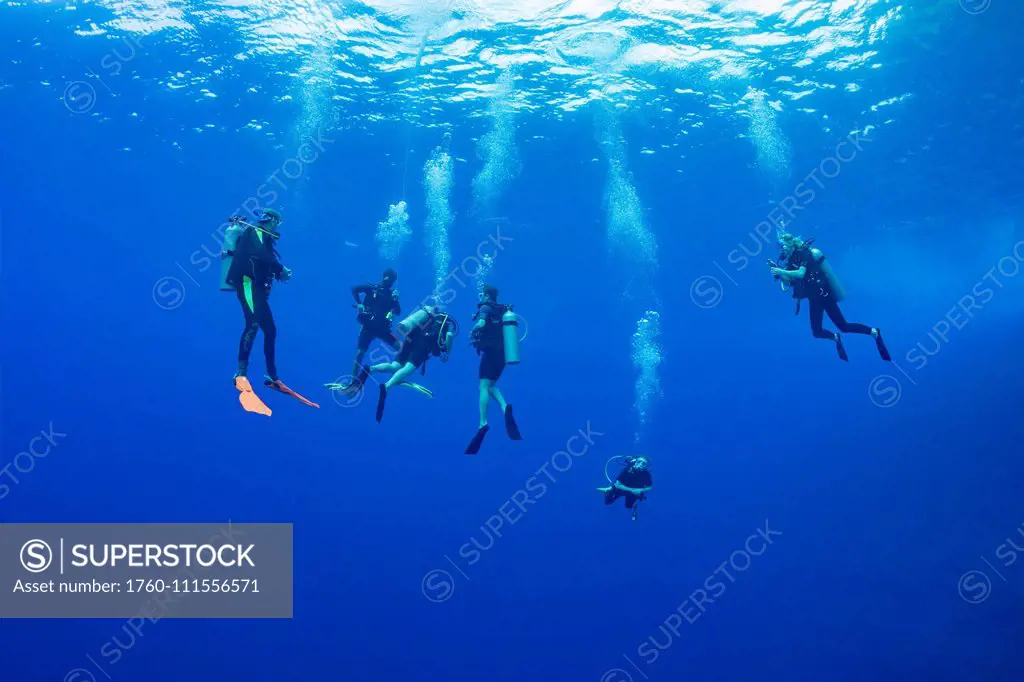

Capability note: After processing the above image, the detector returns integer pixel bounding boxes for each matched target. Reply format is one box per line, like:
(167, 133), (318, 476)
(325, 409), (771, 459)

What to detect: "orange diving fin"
(264, 379), (320, 408)
(235, 376), (272, 416)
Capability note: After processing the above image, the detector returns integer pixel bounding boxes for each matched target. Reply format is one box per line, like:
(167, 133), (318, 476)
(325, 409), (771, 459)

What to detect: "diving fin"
(375, 385), (387, 423)
(235, 376), (272, 416)
(325, 380), (363, 399)
(398, 381), (434, 398)
(874, 329), (892, 362)
(264, 378), (320, 408)
(465, 425), (490, 455)
(504, 405), (523, 440)
(835, 334), (849, 362)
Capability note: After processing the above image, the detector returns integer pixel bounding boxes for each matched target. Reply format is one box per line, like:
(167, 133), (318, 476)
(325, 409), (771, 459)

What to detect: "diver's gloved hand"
(279, 267), (293, 282)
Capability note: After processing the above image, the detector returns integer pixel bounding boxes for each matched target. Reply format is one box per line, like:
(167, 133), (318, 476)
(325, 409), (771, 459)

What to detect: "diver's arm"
(471, 303), (492, 333)
(613, 480), (651, 495)
(351, 284), (372, 304)
(270, 250), (286, 279)
(772, 265), (806, 281)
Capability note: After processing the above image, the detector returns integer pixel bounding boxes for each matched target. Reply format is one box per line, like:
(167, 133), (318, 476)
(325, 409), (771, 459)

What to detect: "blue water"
(3, 1), (1024, 680)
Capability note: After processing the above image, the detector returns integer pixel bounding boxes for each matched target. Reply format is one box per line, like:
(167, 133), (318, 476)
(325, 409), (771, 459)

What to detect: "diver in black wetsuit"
(369, 306), (456, 423)
(344, 269), (402, 393)
(598, 456), (653, 521)
(225, 208), (291, 385)
(464, 284), (522, 455)
(769, 232), (891, 362)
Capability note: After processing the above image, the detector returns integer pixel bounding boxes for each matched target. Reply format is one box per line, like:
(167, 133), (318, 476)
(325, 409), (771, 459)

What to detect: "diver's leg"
(827, 300), (890, 360)
(490, 386), (508, 412)
(478, 379), (492, 428)
(367, 361), (401, 374)
(235, 279), (260, 377)
(254, 289), (278, 382)
(809, 299), (836, 340)
(376, 362), (416, 424)
(825, 300), (873, 335)
(812, 298), (847, 360)
(350, 327), (374, 387)
(385, 362), (418, 390)
(604, 489), (622, 505)
(380, 327), (401, 351)
(625, 494), (638, 509)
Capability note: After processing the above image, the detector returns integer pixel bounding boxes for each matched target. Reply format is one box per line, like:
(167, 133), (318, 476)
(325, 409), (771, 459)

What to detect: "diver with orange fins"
(368, 304), (457, 423)
(220, 208), (319, 415)
(769, 231), (891, 362)
(464, 285), (522, 455)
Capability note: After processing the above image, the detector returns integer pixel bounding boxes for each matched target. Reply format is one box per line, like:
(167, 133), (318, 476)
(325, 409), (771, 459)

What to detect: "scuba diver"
(221, 208), (319, 416)
(598, 456), (653, 521)
(464, 285), (522, 455)
(369, 305), (457, 423)
(331, 269), (402, 395)
(769, 232), (891, 362)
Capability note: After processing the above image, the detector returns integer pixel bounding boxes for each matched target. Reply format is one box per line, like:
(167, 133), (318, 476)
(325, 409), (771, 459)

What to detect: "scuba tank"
(502, 306), (520, 365)
(397, 306), (434, 336)
(219, 221), (246, 291)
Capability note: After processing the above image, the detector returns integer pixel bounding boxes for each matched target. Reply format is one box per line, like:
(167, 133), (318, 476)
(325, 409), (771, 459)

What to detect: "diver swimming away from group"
(464, 285), (522, 455)
(334, 269), (402, 395)
(221, 208), (319, 415)
(370, 305), (457, 423)
(768, 231), (891, 362)
(598, 455), (653, 521)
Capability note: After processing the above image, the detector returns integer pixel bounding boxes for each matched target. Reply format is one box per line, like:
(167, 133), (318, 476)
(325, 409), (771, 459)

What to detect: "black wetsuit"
(472, 302), (507, 381)
(226, 226), (284, 379)
(352, 283), (401, 350)
(787, 246), (873, 341)
(350, 283), (401, 385)
(397, 316), (447, 370)
(605, 467), (652, 509)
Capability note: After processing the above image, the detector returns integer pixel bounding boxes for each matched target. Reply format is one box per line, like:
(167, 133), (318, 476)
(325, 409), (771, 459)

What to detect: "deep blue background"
(3, 2), (1024, 681)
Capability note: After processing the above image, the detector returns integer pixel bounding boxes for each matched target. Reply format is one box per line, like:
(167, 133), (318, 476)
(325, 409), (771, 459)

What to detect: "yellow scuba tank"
(219, 222), (246, 291)
(397, 306), (433, 336)
(502, 306), (520, 365)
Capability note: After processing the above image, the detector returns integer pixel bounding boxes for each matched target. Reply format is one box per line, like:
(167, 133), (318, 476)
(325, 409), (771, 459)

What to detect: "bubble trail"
(600, 118), (658, 276)
(376, 200), (411, 261)
(598, 111), (663, 445)
(424, 139), (454, 297)
(472, 70), (519, 215)
(746, 88), (791, 188)
(632, 310), (663, 445)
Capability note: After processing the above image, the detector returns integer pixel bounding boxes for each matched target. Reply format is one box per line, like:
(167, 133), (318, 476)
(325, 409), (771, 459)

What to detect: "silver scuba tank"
(397, 306), (433, 336)
(502, 306), (520, 365)
(219, 222), (246, 291)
